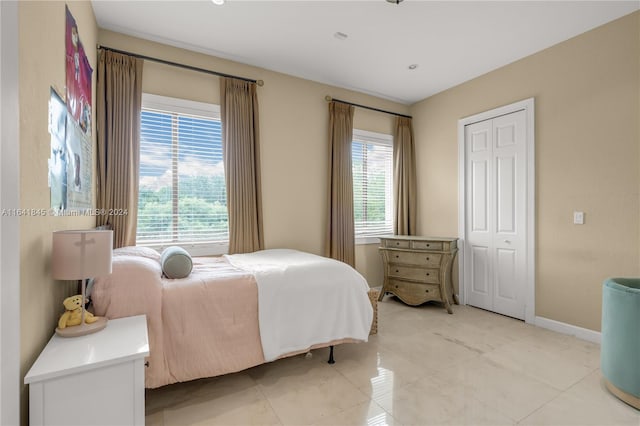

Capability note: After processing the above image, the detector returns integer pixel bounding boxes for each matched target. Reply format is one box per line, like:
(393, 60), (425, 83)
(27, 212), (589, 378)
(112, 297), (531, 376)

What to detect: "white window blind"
(137, 94), (228, 248)
(352, 129), (393, 236)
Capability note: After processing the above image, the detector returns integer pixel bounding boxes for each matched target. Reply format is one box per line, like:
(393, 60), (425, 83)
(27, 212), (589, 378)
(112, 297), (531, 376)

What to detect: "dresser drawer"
(387, 251), (441, 267)
(384, 239), (410, 249)
(387, 280), (441, 303)
(411, 241), (443, 251)
(388, 265), (439, 283)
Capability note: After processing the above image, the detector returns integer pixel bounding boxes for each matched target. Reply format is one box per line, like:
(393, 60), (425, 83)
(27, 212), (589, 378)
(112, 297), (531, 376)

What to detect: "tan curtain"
(325, 102), (355, 267)
(394, 116), (417, 235)
(220, 77), (263, 254)
(96, 50), (143, 248)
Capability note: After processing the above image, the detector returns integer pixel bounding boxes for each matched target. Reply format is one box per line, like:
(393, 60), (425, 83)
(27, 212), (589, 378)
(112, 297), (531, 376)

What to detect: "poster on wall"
(64, 5), (92, 210)
(65, 116), (92, 209)
(48, 88), (67, 211)
(65, 5), (92, 136)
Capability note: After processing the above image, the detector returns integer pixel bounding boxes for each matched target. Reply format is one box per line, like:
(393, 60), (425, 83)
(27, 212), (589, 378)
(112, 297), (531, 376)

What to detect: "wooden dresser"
(378, 236), (458, 313)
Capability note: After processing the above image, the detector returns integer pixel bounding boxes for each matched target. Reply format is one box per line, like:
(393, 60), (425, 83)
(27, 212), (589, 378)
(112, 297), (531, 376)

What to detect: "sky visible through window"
(137, 109), (228, 245)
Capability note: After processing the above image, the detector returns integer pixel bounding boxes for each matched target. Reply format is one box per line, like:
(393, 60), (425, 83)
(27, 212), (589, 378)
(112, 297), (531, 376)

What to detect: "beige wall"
(19, 1), (97, 421)
(99, 30), (408, 287)
(410, 12), (640, 331)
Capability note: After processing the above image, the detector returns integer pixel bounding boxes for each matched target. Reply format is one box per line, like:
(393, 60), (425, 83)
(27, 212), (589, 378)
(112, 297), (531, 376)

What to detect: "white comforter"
(225, 249), (373, 361)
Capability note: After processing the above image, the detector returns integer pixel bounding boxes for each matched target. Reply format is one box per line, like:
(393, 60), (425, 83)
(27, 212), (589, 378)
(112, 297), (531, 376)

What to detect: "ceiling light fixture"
(211, 0), (225, 5)
(334, 32), (348, 41)
(386, 0), (404, 4)
(408, 64), (418, 70)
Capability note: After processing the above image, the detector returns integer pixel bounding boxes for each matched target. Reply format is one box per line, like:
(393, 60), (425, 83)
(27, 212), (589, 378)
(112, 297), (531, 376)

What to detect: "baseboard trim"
(534, 316), (601, 344)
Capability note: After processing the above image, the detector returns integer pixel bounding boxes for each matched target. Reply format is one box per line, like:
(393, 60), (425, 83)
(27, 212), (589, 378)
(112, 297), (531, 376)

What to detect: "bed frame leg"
(328, 345), (335, 364)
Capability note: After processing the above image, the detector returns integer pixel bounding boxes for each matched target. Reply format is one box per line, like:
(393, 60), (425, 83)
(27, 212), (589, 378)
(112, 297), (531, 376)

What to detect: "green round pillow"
(160, 246), (193, 279)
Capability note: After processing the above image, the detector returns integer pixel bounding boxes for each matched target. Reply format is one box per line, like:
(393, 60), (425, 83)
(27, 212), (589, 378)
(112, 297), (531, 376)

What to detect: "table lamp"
(51, 229), (113, 337)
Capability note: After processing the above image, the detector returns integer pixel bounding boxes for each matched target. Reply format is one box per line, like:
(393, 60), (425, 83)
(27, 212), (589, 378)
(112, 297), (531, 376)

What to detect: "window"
(137, 94), (228, 253)
(352, 129), (393, 238)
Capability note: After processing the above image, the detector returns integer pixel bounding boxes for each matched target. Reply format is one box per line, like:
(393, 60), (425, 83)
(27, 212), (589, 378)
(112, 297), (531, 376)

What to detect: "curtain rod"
(97, 45), (264, 86)
(324, 96), (411, 119)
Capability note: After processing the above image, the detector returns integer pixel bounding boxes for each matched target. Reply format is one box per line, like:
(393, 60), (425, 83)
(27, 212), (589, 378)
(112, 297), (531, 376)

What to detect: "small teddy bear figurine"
(58, 294), (100, 329)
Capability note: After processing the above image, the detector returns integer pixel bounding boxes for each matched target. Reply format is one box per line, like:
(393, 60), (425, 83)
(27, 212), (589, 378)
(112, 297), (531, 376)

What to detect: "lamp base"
(55, 317), (108, 338)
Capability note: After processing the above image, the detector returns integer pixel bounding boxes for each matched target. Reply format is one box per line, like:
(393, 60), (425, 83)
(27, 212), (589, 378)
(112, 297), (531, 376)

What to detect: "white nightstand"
(25, 315), (149, 426)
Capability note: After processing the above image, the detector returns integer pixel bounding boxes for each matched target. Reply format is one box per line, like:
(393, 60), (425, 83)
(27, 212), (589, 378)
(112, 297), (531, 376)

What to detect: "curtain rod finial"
(325, 95), (332, 102)
(256, 80), (264, 87)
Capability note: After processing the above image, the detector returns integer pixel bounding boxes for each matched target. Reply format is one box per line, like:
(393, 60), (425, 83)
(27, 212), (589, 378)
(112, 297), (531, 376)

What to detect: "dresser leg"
(444, 299), (453, 314)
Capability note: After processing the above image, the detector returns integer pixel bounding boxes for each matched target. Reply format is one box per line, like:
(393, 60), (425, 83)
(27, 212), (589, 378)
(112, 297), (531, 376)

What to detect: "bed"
(91, 246), (374, 388)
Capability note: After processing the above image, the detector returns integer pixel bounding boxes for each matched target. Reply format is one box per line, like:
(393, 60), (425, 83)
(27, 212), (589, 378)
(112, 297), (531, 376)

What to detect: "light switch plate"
(573, 211), (585, 225)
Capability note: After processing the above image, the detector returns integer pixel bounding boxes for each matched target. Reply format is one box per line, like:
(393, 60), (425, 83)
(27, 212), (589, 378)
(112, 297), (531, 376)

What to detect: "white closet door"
(465, 110), (527, 319)
(465, 119), (494, 311)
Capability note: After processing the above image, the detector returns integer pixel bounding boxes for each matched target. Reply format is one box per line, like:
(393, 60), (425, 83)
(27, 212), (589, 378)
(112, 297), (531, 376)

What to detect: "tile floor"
(146, 297), (639, 425)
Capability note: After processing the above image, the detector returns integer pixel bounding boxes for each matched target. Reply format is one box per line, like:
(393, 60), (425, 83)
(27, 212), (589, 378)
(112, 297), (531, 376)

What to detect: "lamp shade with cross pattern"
(52, 229), (113, 337)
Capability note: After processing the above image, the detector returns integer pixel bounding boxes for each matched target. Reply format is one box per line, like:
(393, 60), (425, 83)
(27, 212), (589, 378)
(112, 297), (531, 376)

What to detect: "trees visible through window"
(352, 129), (393, 237)
(137, 94), (228, 248)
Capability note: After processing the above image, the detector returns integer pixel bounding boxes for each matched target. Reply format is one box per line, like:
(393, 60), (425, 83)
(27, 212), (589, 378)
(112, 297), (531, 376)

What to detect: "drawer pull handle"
(396, 242), (400, 246)
(426, 244), (430, 247)
(426, 273), (430, 276)
(395, 270), (399, 273)
(145, 361), (150, 368)
(395, 255), (399, 258)
(426, 257), (430, 261)
(425, 289), (429, 293)
(395, 285), (399, 288)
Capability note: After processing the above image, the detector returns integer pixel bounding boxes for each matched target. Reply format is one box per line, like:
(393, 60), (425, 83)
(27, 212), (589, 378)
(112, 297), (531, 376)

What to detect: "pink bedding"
(92, 247), (361, 388)
(92, 247), (265, 388)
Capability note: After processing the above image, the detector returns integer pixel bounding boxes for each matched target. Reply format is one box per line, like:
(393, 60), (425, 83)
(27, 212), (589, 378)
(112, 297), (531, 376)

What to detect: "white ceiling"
(91, 1), (639, 105)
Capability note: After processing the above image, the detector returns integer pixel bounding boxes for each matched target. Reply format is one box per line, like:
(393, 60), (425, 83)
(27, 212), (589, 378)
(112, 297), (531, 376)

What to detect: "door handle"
(504, 239), (511, 243)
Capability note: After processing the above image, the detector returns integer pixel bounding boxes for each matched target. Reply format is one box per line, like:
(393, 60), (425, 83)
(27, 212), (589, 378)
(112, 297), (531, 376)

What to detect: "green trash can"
(601, 278), (640, 409)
